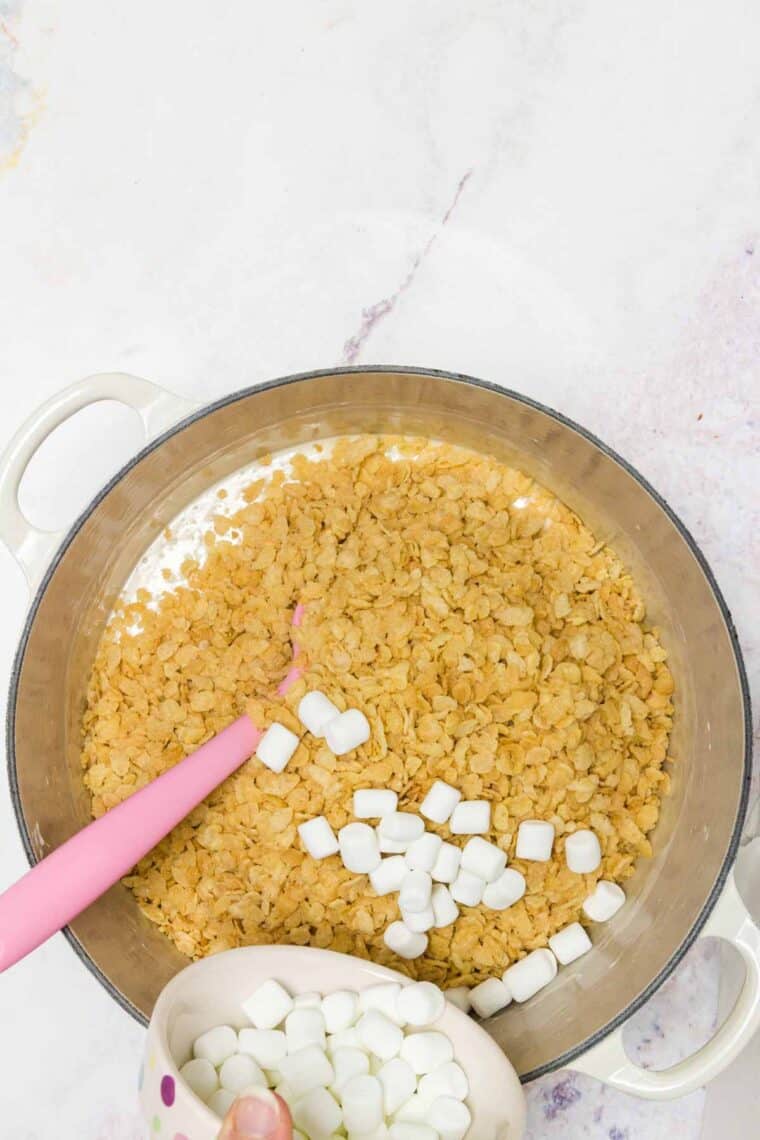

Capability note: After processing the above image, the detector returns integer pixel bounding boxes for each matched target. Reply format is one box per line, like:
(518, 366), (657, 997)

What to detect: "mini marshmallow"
(330, 1046), (370, 1093)
(326, 1028), (362, 1055)
(418, 1062), (469, 1102)
(450, 869), (485, 907)
(369, 1054), (385, 1076)
(292, 1087), (343, 1139)
(341, 1074), (384, 1134)
(393, 1095), (432, 1124)
(377, 1057), (417, 1115)
(396, 982), (445, 1027)
(295, 991), (322, 1009)
(350, 1129), (388, 1140)
(400, 903), (435, 933)
(239, 1083), (276, 1097)
(431, 842), (462, 884)
(324, 708), (371, 756)
(427, 1096), (472, 1140)
(279, 1044), (335, 1096)
(219, 1053), (266, 1093)
(503, 948), (558, 1002)
(378, 827), (409, 854)
(430, 884), (459, 929)
(298, 690), (341, 737)
(404, 832), (443, 873)
(354, 788), (399, 818)
(358, 1009), (404, 1060)
(469, 977), (512, 1018)
(242, 979), (293, 1030)
(286, 1008), (327, 1052)
(193, 1024), (238, 1065)
(444, 986), (472, 1014)
(583, 880), (626, 922)
(379, 813), (425, 845)
(390, 1126), (437, 1140)
(299, 816), (340, 860)
(400, 1031), (454, 1075)
(515, 820), (555, 862)
(322, 990), (359, 1033)
(399, 869), (433, 913)
(449, 800), (490, 835)
(180, 1057), (218, 1101)
(238, 1028), (288, 1068)
(460, 836), (507, 882)
(420, 780), (462, 825)
(359, 982), (404, 1023)
(482, 868), (526, 911)
(549, 922), (593, 965)
(370, 855), (408, 896)
(384, 922), (428, 960)
(256, 722), (300, 773)
(207, 1088), (236, 1118)
(339, 822), (381, 873)
(275, 1080), (296, 1103)
(565, 829), (602, 874)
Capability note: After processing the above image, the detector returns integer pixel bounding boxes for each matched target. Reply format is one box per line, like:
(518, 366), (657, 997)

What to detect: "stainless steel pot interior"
(7, 368), (751, 1081)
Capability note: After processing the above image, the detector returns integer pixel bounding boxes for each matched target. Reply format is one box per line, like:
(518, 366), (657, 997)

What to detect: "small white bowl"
(139, 945), (526, 1139)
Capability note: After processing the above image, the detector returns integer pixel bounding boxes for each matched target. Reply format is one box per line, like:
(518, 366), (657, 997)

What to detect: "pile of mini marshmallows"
(299, 780), (530, 962)
(298, 774), (625, 1005)
(179, 977), (472, 1140)
(466, 825), (625, 1017)
(256, 690), (626, 1014)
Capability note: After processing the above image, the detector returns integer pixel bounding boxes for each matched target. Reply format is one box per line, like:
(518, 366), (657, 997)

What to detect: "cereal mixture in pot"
(80, 436), (674, 987)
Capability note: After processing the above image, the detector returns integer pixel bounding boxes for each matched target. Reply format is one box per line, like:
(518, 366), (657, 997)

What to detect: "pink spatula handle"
(0, 714), (260, 972)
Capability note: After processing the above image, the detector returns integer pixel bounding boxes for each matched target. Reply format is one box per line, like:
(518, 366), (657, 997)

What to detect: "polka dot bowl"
(139, 944), (526, 1139)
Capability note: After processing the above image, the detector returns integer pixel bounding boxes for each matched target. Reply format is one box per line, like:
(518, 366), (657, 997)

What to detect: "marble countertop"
(0, 2), (758, 1137)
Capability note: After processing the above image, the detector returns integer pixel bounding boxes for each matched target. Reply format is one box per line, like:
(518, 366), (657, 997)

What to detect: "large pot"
(2, 368), (756, 1099)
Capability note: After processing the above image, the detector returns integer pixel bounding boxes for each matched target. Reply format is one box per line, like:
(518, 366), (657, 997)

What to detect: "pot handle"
(571, 874), (760, 1098)
(0, 372), (196, 588)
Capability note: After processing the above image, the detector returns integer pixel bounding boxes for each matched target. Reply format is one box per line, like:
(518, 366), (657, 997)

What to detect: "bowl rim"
(6, 364), (753, 1083)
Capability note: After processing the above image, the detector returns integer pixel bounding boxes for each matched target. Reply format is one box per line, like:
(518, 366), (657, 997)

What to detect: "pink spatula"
(0, 715), (261, 972)
(0, 606), (306, 972)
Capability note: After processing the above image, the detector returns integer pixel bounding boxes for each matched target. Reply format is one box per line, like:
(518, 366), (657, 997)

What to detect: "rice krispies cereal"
(80, 436), (674, 985)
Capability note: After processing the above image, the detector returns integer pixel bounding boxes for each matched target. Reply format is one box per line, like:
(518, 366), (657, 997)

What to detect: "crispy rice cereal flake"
(80, 436), (674, 985)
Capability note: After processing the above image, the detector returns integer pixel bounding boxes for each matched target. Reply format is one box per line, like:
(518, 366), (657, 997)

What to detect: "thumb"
(218, 1089), (293, 1140)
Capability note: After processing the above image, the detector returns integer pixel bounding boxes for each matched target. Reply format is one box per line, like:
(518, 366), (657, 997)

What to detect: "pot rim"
(5, 364), (753, 1082)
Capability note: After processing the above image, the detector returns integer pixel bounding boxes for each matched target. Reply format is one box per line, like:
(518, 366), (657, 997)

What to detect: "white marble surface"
(0, 1), (758, 1137)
